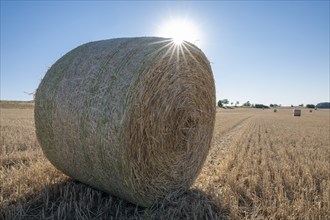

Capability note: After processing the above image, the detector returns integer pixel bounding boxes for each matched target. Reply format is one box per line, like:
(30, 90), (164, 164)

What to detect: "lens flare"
(159, 19), (199, 45)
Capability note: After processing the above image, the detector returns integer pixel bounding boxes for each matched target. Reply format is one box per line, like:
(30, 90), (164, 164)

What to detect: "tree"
(306, 104), (315, 108)
(217, 100), (223, 107)
(235, 101), (239, 107)
(222, 99), (229, 105)
(243, 101), (251, 107)
(316, 102), (330, 109)
(231, 102), (233, 106)
(255, 104), (269, 109)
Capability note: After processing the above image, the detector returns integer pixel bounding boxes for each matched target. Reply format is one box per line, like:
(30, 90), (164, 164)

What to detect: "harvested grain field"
(1, 106), (329, 219)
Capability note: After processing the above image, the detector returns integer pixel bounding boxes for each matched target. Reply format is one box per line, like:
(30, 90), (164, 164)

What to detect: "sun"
(158, 19), (200, 45)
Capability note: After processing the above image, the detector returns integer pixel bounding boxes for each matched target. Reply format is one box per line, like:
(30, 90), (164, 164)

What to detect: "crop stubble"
(1, 107), (329, 219)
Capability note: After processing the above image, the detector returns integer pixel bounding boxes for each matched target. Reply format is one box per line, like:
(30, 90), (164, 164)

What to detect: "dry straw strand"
(34, 37), (216, 207)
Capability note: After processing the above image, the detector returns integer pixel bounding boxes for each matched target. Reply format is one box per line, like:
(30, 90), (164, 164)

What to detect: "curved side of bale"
(35, 37), (216, 207)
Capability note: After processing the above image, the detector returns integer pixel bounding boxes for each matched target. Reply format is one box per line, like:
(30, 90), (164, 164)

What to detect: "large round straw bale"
(293, 109), (301, 116)
(35, 37), (216, 207)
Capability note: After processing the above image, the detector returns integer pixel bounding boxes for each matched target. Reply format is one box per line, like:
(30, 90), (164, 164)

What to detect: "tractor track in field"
(205, 114), (254, 171)
(194, 114), (254, 189)
(211, 115), (253, 153)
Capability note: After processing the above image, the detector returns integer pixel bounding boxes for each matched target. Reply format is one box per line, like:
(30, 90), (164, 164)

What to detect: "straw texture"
(35, 37), (216, 207)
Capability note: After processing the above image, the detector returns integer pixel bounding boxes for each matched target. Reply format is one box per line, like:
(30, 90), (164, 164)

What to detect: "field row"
(195, 109), (330, 219)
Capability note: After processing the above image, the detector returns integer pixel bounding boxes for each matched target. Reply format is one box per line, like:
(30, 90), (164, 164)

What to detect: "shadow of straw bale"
(1, 179), (228, 219)
(148, 189), (228, 220)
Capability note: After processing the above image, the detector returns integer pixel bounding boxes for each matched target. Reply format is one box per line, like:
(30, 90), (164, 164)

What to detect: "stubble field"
(1, 105), (329, 219)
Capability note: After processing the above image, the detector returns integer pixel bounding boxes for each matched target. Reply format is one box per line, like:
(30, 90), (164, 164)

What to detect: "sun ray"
(149, 35), (202, 73)
(182, 42), (199, 64)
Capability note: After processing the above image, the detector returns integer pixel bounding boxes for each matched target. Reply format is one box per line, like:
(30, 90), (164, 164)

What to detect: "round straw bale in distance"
(293, 109), (301, 116)
(35, 37), (216, 207)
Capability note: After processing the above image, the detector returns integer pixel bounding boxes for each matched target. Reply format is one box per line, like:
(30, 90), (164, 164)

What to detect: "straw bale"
(34, 37), (216, 207)
(293, 109), (301, 116)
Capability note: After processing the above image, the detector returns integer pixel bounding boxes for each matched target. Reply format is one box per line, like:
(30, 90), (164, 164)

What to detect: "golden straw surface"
(35, 37), (216, 207)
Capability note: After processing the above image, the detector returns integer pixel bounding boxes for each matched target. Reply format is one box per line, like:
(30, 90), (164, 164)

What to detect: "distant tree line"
(217, 100), (330, 109)
(255, 104), (269, 109)
(306, 104), (315, 108)
(290, 103), (329, 109)
(316, 102), (330, 108)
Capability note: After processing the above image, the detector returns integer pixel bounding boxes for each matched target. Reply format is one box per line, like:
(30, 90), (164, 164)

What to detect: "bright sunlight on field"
(1, 105), (329, 219)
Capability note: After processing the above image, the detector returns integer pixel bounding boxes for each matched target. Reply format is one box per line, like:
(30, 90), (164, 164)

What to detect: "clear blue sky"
(1, 1), (329, 106)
